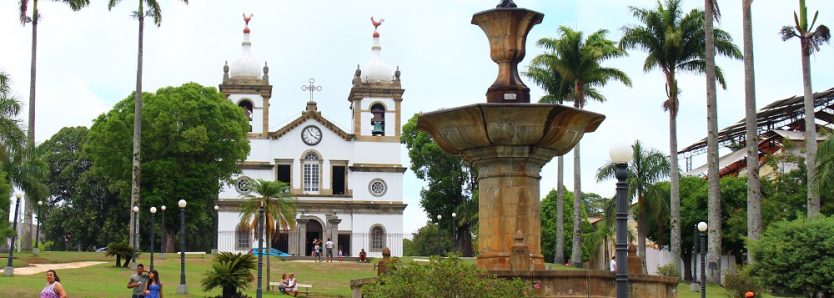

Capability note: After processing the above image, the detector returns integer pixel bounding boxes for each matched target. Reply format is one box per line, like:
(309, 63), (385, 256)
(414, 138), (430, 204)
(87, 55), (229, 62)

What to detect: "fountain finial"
(497, 0), (517, 8)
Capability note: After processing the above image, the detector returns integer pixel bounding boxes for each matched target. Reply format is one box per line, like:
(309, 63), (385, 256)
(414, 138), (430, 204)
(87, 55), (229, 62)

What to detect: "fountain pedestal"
(418, 104), (604, 271)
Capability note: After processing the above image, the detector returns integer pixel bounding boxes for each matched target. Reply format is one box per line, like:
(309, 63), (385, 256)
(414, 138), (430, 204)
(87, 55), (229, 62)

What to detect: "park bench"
(267, 282), (312, 296)
(177, 251), (207, 259)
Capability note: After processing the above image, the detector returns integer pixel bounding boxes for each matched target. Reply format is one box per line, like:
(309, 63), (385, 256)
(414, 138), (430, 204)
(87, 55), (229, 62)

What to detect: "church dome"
(230, 14), (261, 79)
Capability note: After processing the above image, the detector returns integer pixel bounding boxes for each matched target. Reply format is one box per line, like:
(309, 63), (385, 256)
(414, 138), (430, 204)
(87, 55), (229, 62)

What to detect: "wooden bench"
(267, 282), (312, 296)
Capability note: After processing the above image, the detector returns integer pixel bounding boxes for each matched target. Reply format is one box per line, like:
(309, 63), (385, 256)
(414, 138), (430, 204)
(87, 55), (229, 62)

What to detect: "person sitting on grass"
(285, 273), (298, 296)
(278, 273), (288, 294)
(359, 248), (367, 263)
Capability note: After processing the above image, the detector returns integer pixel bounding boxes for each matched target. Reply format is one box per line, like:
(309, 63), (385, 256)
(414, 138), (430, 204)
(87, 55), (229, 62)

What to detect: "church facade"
(215, 16), (406, 257)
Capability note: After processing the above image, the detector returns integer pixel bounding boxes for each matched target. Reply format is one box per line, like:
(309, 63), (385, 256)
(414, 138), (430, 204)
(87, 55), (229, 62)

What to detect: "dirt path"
(14, 261), (107, 275)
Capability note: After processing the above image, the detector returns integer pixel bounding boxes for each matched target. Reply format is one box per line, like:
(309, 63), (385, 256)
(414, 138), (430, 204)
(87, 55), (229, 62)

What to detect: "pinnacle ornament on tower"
(360, 16), (397, 83)
(226, 13), (264, 81)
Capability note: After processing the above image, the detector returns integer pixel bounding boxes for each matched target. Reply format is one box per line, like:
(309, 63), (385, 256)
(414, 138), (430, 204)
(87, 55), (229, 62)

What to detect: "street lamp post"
(610, 144), (633, 298)
(451, 212), (457, 253)
(256, 201), (264, 298)
(34, 200), (43, 256)
(160, 205), (166, 259)
(131, 205), (139, 270)
(177, 199), (188, 294)
(212, 205), (219, 254)
(150, 207), (157, 271)
(698, 222), (708, 298)
(691, 224), (699, 291)
(4, 192), (23, 276)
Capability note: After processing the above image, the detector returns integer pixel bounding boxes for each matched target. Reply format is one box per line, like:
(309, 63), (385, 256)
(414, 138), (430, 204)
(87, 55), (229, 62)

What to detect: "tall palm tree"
(107, 0), (189, 252)
(780, 0), (830, 218)
(18, 0), (90, 251)
(741, 0), (762, 265)
(596, 140), (670, 272)
(531, 26), (632, 266)
(817, 137), (834, 197)
(526, 57), (571, 264)
(620, 0), (741, 274)
(239, 179), (296, 291)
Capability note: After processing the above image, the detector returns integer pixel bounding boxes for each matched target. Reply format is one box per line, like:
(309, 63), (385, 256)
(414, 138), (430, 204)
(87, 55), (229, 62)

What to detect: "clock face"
(301, 125), (322, 145)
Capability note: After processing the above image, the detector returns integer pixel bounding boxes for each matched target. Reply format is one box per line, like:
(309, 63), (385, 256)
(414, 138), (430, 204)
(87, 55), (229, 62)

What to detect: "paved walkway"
(14, 261), (107, 275)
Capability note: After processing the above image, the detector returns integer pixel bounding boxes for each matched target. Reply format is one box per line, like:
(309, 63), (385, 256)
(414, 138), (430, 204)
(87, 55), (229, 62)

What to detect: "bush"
(362, 256), (532, 298)
(201, 252), (257, 298)
(749, 216), (834, 297)
(655, 263), (679, 278)
(723, 268), (761, 298)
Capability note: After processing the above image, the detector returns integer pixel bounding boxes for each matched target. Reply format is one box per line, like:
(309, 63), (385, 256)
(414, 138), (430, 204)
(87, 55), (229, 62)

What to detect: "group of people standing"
(310, 238), (342, 262)
(128, 264), (163, 298)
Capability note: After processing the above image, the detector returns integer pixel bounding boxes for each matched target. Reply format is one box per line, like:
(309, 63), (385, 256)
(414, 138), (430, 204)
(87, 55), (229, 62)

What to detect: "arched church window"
(302, 151), (321, 192)
(235, 224), (251, 250)
(370, 225), (386, 252)
(370, 103), (385, 136)
(238, 99), (254, 121)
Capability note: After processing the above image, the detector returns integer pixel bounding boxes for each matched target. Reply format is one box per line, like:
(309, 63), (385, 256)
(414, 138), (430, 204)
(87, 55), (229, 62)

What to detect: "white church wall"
(248, 138), (273, 161)
(350, 213), (404, 257)
(353, 142), (400, 165)
(217, 211), (250, 253)
(359, 97), (396, 136)
(219, 169), (274, 200)
(270, 119), (355, 191)
(350, 171), (403, 201)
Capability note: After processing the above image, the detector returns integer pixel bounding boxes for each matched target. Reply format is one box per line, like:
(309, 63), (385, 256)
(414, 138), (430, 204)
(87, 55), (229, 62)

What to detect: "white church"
(215, 16), (406, 257)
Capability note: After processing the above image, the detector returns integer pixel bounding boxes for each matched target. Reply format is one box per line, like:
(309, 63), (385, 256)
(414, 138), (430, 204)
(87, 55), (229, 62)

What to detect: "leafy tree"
(86, 83), (250, 252)
(816, 136), (834, 203)
(239, 179), (296, 289)
(596, 140), (669, 272)
(401, 114), (476, 256)
(531, 26), (631, 265)
(620, 0), (741, 275)
(780, 0), (830, 218)
(105, 240), (134, 267)
(404, 222), (451, 257)
(540, 189), (593, 264)
(362, 256), (532, 298)
(107, 0), (190, 252)
(202, 252), (257, 298)
(749, 216), (834, 297)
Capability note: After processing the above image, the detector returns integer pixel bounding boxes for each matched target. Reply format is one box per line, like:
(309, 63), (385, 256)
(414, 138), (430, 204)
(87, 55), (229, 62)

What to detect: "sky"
(2, 0), (833, 234)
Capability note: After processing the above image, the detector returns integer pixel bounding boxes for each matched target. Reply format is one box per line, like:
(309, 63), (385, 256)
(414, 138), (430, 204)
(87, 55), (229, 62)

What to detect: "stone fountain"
(416, 1), (604, 272)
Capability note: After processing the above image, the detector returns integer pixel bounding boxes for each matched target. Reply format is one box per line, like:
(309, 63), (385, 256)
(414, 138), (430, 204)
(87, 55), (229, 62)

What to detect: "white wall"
(228, 93), (264, 134)
(351, 213), (404, 257)
(353, 141), (401, 164)
(350, 171), (403, 202)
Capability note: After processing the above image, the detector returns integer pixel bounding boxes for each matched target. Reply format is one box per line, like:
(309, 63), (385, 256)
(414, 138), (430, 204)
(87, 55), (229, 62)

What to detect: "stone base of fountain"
(491, 270), (679, 298)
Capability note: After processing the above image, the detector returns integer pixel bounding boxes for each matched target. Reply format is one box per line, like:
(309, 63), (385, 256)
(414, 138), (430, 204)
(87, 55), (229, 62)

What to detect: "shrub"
(749, 216), (834, 297)
(723, 268), (761, 298)
(201, 252), (257, 298)
(655, 263), (679, 278)
(362, 256), (532, 298)
(105, 240), (136, 267)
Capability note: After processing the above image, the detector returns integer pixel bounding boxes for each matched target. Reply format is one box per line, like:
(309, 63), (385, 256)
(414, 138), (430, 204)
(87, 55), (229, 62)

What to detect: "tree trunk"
(22, 0), (40, 252)
(129, 2), (146, 252)
(555, 155), (565, 264)
(637, 194), (647, 273)
(682, 251), (693, 282)
(705, 2), (723, 284)
(801, 47), (820, 217)
(667, 72), (683, 278)
(570, 142), (583, 266)
(742, 0), (762, 264)
(267, 228), (271, 290)
(460, 224), (473, 257)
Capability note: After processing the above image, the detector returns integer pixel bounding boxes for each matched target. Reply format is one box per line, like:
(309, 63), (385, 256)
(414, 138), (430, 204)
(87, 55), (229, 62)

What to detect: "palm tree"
(239, 179), (296, 291)
(526, 56), (571, 264)
(107, 0), (189, 254)
(596, 140), (670, 272)
(201, 252), (257, 298)
(817, 137), (834, 197)
(620, 0), (741, 273)
(531, 26), (631, 266)
(18, 0), (90, 251)
(780, 0), (830, 218)
(741, 0), (762, 265)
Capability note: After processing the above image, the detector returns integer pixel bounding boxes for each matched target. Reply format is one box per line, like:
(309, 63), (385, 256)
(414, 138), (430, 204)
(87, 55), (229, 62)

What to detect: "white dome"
(363, 56), (393, 82)
(230, 34), (261, 78)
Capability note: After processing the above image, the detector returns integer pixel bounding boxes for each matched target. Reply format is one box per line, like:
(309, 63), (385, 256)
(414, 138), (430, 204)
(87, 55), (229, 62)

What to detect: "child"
(314, 243), (322, 262)
(337, 246), (344, 262)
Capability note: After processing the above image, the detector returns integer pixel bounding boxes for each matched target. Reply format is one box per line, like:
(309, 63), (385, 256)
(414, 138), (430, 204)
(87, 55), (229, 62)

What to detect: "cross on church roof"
(301, 78), (322, 102)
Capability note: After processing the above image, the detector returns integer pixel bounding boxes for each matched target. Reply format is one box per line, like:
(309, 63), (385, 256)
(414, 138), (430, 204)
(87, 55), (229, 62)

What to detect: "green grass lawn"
(0, 251), (378, 297)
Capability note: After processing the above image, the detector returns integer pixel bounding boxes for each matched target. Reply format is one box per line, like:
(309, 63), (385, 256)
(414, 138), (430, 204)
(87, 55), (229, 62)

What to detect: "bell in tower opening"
(370, 103), (385, 136)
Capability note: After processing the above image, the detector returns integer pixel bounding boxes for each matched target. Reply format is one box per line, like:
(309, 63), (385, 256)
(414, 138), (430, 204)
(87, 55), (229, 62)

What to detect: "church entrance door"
(305, 220), (323, 256)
